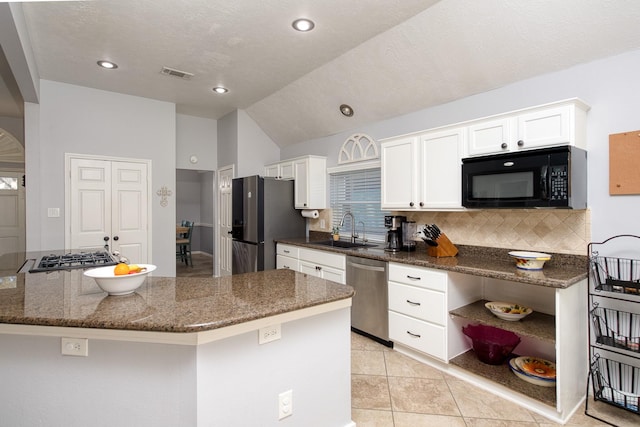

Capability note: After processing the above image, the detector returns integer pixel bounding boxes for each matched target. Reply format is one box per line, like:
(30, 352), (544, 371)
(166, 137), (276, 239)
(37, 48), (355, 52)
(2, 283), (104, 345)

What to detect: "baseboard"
(191, 251), (213, 257)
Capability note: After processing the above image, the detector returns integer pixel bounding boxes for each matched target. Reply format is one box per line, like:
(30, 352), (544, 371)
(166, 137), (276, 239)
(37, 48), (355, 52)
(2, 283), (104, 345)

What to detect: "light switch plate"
(47, 208), (60, 218)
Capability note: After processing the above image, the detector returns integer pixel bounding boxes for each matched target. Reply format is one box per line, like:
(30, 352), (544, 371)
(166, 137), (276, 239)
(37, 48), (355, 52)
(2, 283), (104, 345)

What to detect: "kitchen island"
(0, 258), (355, 427)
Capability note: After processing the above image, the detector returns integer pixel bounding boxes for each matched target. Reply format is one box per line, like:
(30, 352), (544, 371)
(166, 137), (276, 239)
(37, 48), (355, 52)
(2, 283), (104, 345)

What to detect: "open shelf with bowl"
(586, 235), (640, 423)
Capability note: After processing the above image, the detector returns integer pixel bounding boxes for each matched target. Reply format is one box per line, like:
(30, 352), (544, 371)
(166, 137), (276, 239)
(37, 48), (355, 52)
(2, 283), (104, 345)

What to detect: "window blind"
(329, 168), (389, 242)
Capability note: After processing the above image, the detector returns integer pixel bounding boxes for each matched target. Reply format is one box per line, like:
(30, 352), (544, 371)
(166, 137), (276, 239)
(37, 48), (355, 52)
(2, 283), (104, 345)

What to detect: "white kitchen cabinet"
(298, 247), (345, 284)
(388, 263), (475, 361)
(466, 99), (589, 156)
(276, 243), (299, 270)
(276, 244), (345, 284)
(264, 160), (294, 180)
(380, 136), (419, 210)
(467, 117), (513, 156)
(294, 156), (326, 209)
(381, 128), (463, 210)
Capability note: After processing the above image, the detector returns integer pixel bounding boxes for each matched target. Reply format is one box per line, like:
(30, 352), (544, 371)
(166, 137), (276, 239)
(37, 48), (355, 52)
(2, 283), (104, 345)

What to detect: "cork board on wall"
(610, 130), (640, 195)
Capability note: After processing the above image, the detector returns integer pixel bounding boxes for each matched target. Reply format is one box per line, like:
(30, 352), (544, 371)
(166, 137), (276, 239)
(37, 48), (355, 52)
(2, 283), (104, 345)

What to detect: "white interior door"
(218, 165), (234, 276)
(69, 156), (149, 263)
(0, 171), (25, 257)
(69, 158), (112, 252)
(111, 162), (148, 263)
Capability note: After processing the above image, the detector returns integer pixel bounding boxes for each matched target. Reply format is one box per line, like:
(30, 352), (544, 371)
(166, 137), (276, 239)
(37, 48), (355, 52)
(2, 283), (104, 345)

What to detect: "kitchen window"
(329, 166), (389, 242)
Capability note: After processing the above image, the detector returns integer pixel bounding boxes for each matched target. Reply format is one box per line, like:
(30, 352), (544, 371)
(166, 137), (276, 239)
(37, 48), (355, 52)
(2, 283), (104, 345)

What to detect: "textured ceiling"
(3, 0), (640, 147)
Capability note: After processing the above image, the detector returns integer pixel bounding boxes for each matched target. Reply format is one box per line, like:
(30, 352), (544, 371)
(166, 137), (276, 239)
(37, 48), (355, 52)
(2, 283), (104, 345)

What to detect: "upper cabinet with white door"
(467, 98), (589, 156)
(264, 155), (326, 209)
(264, 160), (294, 180)
(381, 127), (464, 210)
(293, 156), (326, 209)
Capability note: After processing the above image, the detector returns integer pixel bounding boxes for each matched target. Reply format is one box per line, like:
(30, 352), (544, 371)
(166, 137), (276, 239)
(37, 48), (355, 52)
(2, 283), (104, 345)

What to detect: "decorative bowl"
(508, 251), (552, 270)
(84, 264), (156, 296)
(462, 324), (521, 365)
(508, 358), (556, 387)
(514, 356), (556, 379)
(485, 301), (533, 321)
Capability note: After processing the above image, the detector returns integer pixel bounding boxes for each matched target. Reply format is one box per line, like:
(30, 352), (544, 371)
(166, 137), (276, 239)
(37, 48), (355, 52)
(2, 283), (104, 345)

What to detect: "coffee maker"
(384, 215), (406, 252)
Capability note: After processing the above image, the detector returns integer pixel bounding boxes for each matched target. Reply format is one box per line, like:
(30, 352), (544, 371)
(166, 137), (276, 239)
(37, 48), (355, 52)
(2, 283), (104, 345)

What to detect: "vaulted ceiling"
(2, 0), (640, 147)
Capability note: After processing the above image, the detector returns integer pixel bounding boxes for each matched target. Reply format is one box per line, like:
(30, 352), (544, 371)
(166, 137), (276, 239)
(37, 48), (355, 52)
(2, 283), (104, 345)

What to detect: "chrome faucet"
(340, 211), (357, 243)
(357, 221), (367, 245)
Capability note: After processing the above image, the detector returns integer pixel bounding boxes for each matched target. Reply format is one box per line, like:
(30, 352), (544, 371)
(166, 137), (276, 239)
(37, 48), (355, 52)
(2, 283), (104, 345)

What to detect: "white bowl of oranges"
(84, 263), (156, 296)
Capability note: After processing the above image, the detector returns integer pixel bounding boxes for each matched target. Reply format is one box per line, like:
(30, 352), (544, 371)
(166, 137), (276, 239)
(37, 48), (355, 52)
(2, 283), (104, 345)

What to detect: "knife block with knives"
(427, 233), (458, 257)
(422, 224), (458, 258)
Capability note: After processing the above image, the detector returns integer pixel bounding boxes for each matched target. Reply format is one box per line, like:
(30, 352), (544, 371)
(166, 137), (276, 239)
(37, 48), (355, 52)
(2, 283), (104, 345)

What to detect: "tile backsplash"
(309, 209), (591, 255)
(405, 209), (591, 255)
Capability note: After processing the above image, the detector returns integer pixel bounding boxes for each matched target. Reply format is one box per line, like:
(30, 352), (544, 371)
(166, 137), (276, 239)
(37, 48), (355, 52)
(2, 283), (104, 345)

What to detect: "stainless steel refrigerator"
(231, 175), (306, 274)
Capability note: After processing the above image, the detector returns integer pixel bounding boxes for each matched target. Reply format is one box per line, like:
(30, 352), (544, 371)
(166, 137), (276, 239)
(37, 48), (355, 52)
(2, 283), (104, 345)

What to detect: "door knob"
(113, 236), (119, 241)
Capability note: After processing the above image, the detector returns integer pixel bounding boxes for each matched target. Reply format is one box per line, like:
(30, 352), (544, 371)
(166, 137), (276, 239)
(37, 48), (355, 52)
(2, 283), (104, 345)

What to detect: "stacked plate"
(508, 356), (556, 387)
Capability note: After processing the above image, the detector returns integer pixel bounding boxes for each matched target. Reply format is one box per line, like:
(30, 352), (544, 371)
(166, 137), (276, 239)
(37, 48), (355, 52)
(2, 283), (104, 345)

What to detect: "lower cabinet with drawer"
(388, 262), (450, 361)
(276, 244), (346, 284)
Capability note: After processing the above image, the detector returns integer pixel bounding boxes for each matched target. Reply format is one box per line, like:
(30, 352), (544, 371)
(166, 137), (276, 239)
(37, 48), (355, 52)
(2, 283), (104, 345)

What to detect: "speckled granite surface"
(277, 237), (588, 288)
(0, 268), (354, 333)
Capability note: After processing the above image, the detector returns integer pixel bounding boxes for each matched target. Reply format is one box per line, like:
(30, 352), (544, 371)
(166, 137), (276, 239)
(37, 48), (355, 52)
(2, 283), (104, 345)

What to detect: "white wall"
(24, 80), (177, 276)
(282, 49), (640, 243)
(237, 109), (280, 177)
(176, 113), (217, 170)
(217, 110), (238, 169)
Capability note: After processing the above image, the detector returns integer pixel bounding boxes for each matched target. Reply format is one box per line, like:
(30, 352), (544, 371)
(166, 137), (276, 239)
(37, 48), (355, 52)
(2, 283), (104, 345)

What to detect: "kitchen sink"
(311, 240), (378, 249)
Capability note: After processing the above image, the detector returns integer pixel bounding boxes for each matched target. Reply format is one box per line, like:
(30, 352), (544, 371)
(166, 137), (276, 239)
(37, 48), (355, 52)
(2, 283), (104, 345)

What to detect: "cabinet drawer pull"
(283, 265), (290, 269)
(316, 266), (322, 271)
(517, 139), (524, 147)
(283, 249), (290, 254)
(406, 299), (421, 306)
(501, 142), (508, 149)
(406, 331), (421, 338)
(406, 275), (421, 280)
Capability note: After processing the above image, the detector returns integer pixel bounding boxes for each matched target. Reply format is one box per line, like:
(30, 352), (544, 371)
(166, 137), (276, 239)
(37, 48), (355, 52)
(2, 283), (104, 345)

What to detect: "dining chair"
(176, 221), (194, 267)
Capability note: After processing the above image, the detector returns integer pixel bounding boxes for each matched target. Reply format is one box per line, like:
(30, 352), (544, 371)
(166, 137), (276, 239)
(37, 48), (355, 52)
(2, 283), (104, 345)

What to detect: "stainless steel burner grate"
(29, 251), (118, 273)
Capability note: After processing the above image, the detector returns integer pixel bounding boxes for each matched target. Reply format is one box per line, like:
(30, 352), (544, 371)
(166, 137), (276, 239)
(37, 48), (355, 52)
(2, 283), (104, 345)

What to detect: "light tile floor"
(351, 332), (639, 427)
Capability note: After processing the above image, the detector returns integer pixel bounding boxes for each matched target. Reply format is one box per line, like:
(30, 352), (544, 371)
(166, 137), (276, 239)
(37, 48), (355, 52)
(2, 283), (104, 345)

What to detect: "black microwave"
(462, 146), (587, 209)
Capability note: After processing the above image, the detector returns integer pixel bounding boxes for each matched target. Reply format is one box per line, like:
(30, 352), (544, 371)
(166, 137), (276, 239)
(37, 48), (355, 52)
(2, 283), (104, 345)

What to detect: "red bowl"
(463, 324), (521, 365)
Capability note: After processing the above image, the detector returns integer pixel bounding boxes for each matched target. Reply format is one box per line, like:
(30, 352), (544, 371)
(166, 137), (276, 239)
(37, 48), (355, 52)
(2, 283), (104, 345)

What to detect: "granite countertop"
(277, 237), (588, 289)
(0, 267), (354, 333)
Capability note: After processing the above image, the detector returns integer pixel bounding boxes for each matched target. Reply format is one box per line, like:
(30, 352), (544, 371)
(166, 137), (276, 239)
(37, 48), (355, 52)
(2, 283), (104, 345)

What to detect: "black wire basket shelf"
(590, 255), (640, 295)
(591, 305), (640, 354)
(590, 354), (640, 415)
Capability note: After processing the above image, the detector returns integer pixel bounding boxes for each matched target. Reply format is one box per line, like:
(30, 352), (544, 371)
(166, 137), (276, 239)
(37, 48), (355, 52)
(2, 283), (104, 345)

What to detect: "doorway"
(0, 128), (25, 263)
(175, 169), (215, 276)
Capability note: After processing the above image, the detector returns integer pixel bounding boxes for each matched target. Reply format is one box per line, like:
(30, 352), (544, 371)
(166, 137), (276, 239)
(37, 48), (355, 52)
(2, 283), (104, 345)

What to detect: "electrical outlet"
(278, 389), (293, 420)
(259, 324), (281, 344)
(61, 337), (88, 356)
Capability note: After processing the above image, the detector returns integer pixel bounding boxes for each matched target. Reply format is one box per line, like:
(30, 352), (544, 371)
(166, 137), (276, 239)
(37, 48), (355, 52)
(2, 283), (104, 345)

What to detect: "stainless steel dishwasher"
(346, 255), (391, 346)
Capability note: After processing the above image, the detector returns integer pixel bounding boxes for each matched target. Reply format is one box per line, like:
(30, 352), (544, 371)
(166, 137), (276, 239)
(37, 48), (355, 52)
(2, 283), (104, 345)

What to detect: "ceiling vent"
(160, 66), (194, 80)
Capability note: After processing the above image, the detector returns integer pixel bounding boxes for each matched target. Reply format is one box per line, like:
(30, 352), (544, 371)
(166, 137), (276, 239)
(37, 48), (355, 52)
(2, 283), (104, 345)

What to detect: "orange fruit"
(114, 263), (130, 276)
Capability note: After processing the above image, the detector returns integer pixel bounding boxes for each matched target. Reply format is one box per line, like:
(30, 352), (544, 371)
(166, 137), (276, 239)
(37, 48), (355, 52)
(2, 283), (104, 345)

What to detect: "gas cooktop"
(29, 251), (119, 273)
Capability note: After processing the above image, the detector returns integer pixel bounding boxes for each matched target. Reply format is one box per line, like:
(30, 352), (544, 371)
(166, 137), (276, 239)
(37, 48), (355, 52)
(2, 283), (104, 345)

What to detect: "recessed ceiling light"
(97, 60), (118, 69)
(292, 18), (315, 32)
(340, 104), (354, 117)
(212, 86), (228, 94)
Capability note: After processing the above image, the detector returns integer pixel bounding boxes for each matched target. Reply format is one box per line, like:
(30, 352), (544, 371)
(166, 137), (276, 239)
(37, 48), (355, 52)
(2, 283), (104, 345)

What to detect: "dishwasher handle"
(347, 261), (386, 272)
